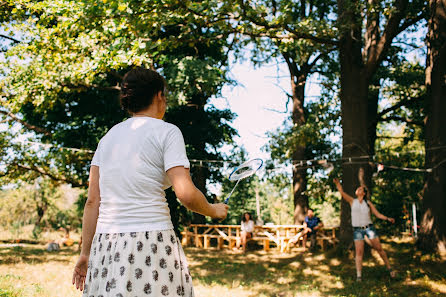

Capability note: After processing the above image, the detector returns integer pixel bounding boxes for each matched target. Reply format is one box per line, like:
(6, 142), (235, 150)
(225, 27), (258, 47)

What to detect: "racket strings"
(229, 159), (263, 181)
(224, 158), (263, 204)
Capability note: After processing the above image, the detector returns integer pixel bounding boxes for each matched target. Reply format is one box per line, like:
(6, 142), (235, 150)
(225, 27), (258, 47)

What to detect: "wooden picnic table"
(181, 224), (338, 253)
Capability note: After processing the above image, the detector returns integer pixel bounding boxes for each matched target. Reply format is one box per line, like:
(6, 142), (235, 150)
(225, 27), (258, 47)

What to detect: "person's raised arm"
(167, 166), (228, 219)
(333, 178), (354, 205)
(368, 201), (395, 223)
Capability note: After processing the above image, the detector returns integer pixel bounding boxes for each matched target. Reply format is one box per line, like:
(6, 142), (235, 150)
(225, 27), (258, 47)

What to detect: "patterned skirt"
(82, 229), (194, 297)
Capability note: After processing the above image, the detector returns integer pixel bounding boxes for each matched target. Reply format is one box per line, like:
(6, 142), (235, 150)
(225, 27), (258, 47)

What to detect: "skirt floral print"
(82, 229), (194, 297)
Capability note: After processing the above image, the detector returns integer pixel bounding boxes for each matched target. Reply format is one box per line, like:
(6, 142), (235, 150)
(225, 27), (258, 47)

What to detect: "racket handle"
(224, 195), (231, 204)
(224, 179), (240, 204)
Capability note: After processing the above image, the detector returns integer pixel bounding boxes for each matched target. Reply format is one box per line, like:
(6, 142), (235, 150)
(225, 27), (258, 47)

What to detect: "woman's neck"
(133, 107), (160, 119)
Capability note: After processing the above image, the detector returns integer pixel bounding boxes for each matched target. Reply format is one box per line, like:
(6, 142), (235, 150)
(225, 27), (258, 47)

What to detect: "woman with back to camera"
(333, 178), (396, 281)
(72, 67), (228, 296)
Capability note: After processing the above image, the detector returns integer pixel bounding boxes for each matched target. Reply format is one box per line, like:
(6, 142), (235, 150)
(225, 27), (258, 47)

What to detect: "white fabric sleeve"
(164, 126), (190, 171)
(91, 141), (101, 167)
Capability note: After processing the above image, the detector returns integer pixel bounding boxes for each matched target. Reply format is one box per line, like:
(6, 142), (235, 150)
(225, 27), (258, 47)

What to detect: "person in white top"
(237, 212), (255, 252)
(334, 178), (396, 282)
(72, 67), (228, 296)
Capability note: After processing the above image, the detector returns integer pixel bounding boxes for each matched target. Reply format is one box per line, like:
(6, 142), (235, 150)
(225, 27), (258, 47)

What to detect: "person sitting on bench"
(237, 212), (254, 252)
(302, 208), (323, 251)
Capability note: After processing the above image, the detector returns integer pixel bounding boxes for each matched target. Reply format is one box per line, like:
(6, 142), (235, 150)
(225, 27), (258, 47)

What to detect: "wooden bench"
(181, 224), (318, 253)
(283, 227), (339, 251)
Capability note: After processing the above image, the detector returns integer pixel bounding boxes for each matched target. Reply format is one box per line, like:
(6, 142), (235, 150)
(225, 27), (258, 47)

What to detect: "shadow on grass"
(0, 244), (78, 265)
(185, 237), (446, 297)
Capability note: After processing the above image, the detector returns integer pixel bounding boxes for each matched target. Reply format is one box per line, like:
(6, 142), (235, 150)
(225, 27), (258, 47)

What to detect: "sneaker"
(388, 269), (396, 278)
(356, 276), (362, 282)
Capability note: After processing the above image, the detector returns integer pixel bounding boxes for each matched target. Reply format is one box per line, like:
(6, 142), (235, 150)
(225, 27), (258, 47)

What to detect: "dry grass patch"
(0, 236), (445, 297)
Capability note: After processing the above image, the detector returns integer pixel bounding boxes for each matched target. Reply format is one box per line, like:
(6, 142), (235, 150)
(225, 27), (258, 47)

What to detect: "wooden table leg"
(181, 232), (188, 246)
(263, 239), (270, 252)
(204, 235), (209, 249)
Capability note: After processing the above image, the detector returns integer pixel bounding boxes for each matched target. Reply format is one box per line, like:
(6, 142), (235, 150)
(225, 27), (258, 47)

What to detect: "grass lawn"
(0, 236), (445, 297)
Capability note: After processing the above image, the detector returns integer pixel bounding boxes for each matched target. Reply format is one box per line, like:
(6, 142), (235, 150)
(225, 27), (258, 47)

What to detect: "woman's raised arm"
(333, 178), (354, 205)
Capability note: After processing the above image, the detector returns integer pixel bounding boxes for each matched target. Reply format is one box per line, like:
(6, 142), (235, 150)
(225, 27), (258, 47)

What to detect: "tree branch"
(379, 115), (424, 126)
(308, 47), (337, 69)
(396, 10), (427, 35)
(0, 110), (52, 136)
(61, 82), (120, 92)
(282, 51), (300, 78)
(12, 163), (84, 187)
(377, 96), (422, 119)
(0, 34), (21, 43)
(365, 0), (409, 79)
(376, 135), (423, 141)
(235, 0), (338, 45)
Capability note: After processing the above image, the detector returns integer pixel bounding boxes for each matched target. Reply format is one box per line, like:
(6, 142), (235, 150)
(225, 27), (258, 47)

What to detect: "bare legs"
(354, 237), (394, 279)
(354, 240), (364, 279)
(302, 227), (312, 251)
(369, 237), (395, 277)
(236, 231), (252, 252)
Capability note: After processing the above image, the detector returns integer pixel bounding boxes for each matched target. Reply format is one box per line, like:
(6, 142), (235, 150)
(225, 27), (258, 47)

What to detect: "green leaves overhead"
(1, 0), (237, 189)
(2, 0), (233, 111)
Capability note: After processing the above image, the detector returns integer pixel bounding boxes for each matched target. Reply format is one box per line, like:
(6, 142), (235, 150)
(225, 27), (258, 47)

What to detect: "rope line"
(7, 140), (445, 173)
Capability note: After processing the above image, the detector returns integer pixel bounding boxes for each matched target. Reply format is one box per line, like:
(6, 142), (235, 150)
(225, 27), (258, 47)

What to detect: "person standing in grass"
(72, 67), (228, 296)
(333, 178), (396, 281)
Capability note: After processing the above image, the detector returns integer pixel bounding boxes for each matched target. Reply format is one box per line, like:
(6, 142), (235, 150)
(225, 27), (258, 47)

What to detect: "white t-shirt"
(91, 117), (190, 233)
(241, 220), (254, 233)
(351, 199), (373, 227)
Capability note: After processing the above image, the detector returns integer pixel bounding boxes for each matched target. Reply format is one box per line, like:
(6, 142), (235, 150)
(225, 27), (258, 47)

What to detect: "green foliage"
(370, 59), (426, 234)
(1, 0), (237, 204)
(216, 148), (294, 225)
(0, 179), (82, 237)
(266, 96), (340, 163)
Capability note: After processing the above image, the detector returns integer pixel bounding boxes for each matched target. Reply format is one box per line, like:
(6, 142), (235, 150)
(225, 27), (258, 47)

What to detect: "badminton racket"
(224, 158), (263, 204)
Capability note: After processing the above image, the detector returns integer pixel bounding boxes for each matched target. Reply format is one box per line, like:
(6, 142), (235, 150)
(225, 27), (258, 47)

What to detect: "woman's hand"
(333, 178), (343, 191)
(211, 203), (229, 220)
(72, 254), (89, 291)
(387, 217), (395, 224)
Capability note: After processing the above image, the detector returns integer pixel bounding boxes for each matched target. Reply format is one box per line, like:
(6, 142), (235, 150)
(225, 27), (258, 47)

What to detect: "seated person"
(237, 212), (255, 252)
(302, 208), (323, 251)
(55, 227), (74, 247)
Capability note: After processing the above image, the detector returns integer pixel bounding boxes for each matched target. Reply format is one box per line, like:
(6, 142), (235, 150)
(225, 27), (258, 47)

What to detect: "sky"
(208, 58), (321, 161)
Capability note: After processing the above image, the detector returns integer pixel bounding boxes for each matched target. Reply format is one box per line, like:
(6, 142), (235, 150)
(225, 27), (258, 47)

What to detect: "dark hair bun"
(120, 67), (166, 113)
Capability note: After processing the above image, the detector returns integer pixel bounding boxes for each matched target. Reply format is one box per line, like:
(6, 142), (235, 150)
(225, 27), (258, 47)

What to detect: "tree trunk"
(191, 164), (207, 224)
(337, 0), (375, 247)
(337, 0), (411, 248)
(291, 73), (309, 224)
(418, 0), (446, 254)
(189, 103), (208, 224)
(367, 80), (380, 166)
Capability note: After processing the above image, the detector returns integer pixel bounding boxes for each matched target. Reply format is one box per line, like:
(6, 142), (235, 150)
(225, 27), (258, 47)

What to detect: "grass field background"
(0, 235), (445, 297)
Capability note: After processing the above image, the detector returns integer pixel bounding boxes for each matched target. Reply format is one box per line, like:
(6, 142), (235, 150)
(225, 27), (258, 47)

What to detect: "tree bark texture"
(418, 0), (446, 254)
(336, 0), (408, 247)
(285, 57), (310, 224)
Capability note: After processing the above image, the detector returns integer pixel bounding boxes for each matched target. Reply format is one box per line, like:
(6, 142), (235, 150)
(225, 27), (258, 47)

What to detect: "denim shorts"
(353, 224), (378, 241)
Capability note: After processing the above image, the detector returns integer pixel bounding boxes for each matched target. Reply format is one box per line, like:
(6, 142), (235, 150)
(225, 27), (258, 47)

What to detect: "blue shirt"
(305, 216), (321, 231)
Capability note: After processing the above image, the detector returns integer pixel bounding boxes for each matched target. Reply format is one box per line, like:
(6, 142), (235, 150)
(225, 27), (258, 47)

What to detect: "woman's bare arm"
(167, 166), (228, 219)
(80, 165), (101, 257)
(368, 201), (395, 223)
(333, 178), (354, 205)
(73, 165), (100, 291)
